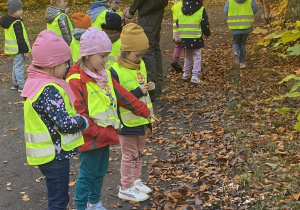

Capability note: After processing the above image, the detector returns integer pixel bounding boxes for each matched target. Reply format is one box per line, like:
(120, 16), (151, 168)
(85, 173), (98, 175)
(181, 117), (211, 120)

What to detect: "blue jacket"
(224, 0), (258, 35)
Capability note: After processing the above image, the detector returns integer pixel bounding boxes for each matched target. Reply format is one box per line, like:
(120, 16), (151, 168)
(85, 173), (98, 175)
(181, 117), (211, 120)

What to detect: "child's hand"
(140, 83), (149, 94)
(123, 7), (133, 19)
(147, 114), (160, 123)
(147, 81), (155, 91)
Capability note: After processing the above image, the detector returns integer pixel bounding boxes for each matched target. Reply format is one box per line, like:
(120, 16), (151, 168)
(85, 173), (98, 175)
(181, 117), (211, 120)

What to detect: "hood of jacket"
(87, 6), (106, 22)
(234, 0), (247, 3)
(182, 0), (203, 15)
(0, 14), (20, 29)
(46, 6), (64, 24)
(72, 28), (86, 41)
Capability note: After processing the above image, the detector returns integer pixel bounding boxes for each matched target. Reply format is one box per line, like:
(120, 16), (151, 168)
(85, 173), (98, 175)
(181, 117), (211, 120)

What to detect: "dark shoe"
(11, 84), (18, 90)
(171, 62), (183, 73)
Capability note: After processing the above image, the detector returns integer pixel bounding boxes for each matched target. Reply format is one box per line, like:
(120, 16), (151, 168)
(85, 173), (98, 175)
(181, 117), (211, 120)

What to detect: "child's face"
(86, 53), (109, 71)
(56, 0), (67, 10)
(53, 61), (69, 79)
(112, 2), (119, 11)
(125, 49), (148, 64)
(12, 8), (23, 17)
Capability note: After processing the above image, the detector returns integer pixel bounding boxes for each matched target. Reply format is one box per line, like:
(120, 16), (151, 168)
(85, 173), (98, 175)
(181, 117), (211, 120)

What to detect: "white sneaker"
(182, 72), (189, 80)
(133, 178), (152, 194)
(191, 76), (202, 84)
(118, 185), (149, 202)
(233, 53), (239, 69)
(85, 202), (106, 210)
(240, 63), (246, 69)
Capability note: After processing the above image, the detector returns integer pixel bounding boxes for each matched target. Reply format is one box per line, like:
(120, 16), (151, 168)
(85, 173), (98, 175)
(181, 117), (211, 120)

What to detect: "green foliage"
(275, 74), (300, 130)
(0, 0), (91, 11)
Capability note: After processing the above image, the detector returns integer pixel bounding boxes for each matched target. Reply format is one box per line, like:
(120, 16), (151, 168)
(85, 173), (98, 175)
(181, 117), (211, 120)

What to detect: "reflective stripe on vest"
(178, 6), (204, 39)
(110, 61), (154, 127)
(91, 9), (108, 30)
(227, 0), (254, 29)
(172, 0), (182, 33)
(47, 13), (73, 36)
(4, 20), (31, 54)
(66, 72), (121, 129)
(105, 39), (121, 69)
(70, 37), (80, 62)
(24, 83), (84, 165)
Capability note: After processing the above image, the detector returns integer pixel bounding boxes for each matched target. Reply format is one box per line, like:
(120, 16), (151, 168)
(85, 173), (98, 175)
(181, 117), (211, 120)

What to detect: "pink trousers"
(119, 134), (146, 190)
(183, 48), (202, 76)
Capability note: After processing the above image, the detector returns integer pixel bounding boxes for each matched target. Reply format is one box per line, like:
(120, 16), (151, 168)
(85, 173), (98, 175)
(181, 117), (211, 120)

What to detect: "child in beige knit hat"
(109, 23), (158, 202)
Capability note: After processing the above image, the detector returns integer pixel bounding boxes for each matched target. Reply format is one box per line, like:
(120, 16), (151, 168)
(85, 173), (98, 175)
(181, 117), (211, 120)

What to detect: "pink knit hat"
(80, 27), (112, 57)
(31, 30), (71, 67)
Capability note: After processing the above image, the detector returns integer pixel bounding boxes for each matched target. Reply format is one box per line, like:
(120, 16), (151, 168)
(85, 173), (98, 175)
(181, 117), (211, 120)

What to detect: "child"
(46, 0), (73, 46)
(0, 0), (31, 93)
(101, 12), (122, 69)
(109, 0), (123, 17)
(66, 27), (155, 210)
(224, 0), (258, 69)
(109, 23), (156, 202)
(70, 13), (92, 62)
(87, 0), (110, 30)
(178, 0), (210, 84)
(21, 30), (88, 209)
(171, 0), (183, 73)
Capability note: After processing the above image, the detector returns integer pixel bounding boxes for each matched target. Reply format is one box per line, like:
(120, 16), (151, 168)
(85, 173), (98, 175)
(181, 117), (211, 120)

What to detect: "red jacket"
(66, 63), (151, 152)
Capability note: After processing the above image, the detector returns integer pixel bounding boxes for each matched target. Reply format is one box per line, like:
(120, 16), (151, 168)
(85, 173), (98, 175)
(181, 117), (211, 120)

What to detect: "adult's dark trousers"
(138, 9), (164, 99)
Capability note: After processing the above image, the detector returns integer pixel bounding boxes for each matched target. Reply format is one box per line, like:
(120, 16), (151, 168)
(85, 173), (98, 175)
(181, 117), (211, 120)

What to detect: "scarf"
(21, 65), (76, 105)
(84, 66), (108, 88)
(115, 53), (141, 70)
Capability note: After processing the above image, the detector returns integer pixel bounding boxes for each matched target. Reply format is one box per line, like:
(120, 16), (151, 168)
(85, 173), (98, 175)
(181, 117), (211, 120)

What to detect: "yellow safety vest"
(111, 61), (154, 127)
(70, 37), (80, 62)
(4, 20), (31, 54)
(24, 83), (84, 166)
(66, 71), (120, 129)
(178, 6), (204, 39)
(227, 0), (254, 29)
(171, 0), (182, 33)
(105, 39), (121, 69)
(47, 13), (74, 37)
(91, 9), (108, 30)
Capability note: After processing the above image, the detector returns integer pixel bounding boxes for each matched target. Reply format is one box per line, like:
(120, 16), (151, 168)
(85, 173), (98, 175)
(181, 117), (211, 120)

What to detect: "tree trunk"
(285, 0), (300, 22)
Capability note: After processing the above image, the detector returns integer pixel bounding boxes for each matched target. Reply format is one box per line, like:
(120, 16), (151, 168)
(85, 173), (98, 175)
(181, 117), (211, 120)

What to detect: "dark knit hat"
(101, 12), (122, 32)
(7, 0), (23, 14)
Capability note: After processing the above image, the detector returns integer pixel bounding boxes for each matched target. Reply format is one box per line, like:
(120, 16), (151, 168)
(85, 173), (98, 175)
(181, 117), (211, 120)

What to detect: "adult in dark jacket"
(123, 0), (168, 101)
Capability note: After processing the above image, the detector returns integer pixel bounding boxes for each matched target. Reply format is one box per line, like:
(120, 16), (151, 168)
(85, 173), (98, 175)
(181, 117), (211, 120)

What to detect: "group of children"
(171, 0), (258, 75)
(1, 0), (260, 209)
(1, 0), (158, 209)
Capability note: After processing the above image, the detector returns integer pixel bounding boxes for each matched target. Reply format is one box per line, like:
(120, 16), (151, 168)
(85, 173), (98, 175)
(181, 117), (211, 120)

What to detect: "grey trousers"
(138, 9), (164, 98)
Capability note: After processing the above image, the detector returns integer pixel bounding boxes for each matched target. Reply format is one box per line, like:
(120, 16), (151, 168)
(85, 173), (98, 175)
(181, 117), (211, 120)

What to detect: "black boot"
(171, 61), (183, 73)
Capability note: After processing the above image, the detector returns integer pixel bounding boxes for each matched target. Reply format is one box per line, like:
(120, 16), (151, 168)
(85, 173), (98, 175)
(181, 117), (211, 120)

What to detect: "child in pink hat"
(66, 27), (157, 210)
(21, 30), (88, 210)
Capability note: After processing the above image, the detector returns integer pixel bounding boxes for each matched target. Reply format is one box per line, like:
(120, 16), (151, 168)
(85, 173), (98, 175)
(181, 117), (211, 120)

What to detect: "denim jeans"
(75, 146), (109, 210)
(38, 159), (70, 210)
(12, 53), (25, 88)
(233, 34), (248, 63)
